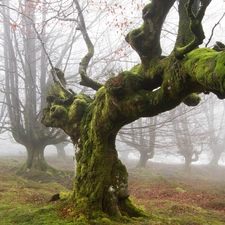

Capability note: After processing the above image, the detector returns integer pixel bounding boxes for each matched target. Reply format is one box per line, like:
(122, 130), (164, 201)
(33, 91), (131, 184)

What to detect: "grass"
(0, 157), (74, 225)
(1, 155), (225, 224)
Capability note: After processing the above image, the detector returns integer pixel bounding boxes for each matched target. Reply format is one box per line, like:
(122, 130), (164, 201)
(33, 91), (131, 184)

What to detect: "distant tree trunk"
(55, 142), (67, 160)
(120, 117), (156, 169)
(136, 118), (155, 169)
(209, 144), (224, 166)
(183, 154), (192, 172)
(209, 154), (220, 166)
(136, 150), (150, 169)
(17, 143), (53, 174)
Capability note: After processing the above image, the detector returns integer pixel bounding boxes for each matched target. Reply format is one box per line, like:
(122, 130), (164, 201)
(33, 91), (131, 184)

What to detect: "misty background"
(0, 0), (225, 171)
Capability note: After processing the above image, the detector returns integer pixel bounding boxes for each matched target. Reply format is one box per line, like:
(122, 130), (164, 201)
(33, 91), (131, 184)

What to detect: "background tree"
(0, 0), (77, 173)
(172, 104), (203, 171)
(201, 95), (225, 166)
(119, 117), (156, 169)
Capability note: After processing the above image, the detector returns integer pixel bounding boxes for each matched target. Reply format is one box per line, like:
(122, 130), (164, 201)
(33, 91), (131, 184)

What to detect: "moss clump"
(183, 93), (201, 106)
(59, 191), (72, 201)
(50, 105), (68, 119)
(175, 187), (186, 193)
(68, 98), (88, 123)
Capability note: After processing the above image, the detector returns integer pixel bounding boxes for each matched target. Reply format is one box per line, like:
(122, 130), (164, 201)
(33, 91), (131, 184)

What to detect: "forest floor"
(0, 154), (225, 225)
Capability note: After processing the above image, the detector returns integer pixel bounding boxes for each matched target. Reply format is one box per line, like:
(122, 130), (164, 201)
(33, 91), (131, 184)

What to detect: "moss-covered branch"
(175, 0), (211, 59)
(105, 48), (225, 121)
(125, 0), (175, 65)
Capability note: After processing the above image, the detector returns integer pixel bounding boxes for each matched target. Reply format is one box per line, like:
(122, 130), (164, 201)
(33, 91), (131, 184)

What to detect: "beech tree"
(119, 118), (156, 169)
(201, 95), (225, 165)
(172, 104), (202, 171)
(0, 0), (72, 173)
(41, 0), (225, 222)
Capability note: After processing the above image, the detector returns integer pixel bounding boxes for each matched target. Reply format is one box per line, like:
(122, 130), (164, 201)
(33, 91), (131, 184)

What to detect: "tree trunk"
(17, 143), (54, 174)
(210, 154), (220, 166)
(136, 151), (149, 169)
(184, 158), (191, 173)
(209, 145), (224, 166)
(72, 111), (146, 221)
(136, 148), (154, 169)
(55, 143), (67, 160)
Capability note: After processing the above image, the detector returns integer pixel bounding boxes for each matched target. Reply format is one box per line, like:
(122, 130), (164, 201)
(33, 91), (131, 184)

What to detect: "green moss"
(175, 187), (186, 193)
(68, 98), (88, 123)
(214, 51), (225, 92)
(59, 191), (72, 201)
(183, 93), (201, 106)
(119, 198), (149, 218)
(50, 105), (68, 119)
(184, 48), (218, 85)
(0, 170), (73, 225)
(105, 71), (146, 101)
(46, 170), (53, 176)
(130, 64), (141, 74)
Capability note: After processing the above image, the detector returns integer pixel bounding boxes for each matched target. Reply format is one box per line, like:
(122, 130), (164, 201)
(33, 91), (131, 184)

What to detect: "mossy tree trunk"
(41, 0), (224, 222)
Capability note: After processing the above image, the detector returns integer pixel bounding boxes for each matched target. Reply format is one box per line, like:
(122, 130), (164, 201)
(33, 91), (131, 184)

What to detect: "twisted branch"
(175, 0), (211, 59)
(74, 0), (102, 91)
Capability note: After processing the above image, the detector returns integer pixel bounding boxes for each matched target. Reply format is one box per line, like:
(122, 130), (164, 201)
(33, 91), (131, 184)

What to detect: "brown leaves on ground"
(128, 161), (225, 223)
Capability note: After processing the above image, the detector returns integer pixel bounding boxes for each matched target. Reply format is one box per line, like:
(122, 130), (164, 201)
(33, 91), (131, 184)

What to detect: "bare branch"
(32, 22), (74, 95)
(74, 0), (103, 91)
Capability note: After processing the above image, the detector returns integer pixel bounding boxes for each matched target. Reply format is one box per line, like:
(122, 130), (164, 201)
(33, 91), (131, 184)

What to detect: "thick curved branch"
(125, 0), (175, 65)
(74, 0), (102, 91)
(175, 0), (211, 59)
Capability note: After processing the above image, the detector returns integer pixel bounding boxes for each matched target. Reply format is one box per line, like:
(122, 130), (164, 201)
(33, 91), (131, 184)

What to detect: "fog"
(1, 130), (225, 168)
(0, 0), (225, 170)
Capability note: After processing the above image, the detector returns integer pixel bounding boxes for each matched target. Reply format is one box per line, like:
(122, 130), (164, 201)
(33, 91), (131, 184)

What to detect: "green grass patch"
(1, 157), (225, 224)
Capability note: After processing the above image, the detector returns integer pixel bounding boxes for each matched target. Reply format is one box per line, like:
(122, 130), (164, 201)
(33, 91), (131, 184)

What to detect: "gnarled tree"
(42, 0), (224, 222)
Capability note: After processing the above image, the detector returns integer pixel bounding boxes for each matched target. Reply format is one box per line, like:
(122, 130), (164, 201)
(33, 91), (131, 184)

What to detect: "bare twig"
(32, 23), (74, 95)
(4, 2), (74, 95)
(205, 12), (225, 47)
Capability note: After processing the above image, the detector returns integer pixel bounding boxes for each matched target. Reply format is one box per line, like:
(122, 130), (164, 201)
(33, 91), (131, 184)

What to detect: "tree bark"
(73, 131), (142, 218)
